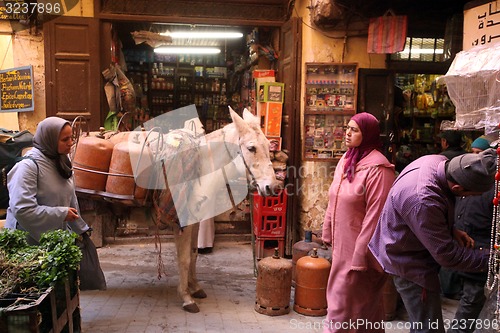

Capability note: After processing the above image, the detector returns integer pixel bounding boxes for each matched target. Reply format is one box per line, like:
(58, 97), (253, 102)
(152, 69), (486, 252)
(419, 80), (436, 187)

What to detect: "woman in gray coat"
(5, 116), (89, 244)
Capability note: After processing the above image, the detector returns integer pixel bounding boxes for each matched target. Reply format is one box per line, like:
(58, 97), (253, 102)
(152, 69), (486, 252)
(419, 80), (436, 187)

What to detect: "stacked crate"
(0, 273), (80, 333)
(252, 189), (288, 259)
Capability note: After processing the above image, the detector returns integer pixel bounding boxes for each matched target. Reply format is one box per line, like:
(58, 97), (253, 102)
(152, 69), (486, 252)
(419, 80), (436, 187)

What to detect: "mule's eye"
(247, 145), (256, 153)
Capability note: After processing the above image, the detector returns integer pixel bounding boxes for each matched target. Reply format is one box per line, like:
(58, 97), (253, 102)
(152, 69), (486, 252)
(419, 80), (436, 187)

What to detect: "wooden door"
(357, 69), (395, 162)
(278, 17), (301, 254)
(44, 16), (101, 130)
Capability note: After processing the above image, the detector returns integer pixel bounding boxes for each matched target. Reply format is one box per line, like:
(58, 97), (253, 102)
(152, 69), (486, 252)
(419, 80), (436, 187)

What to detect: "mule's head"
(229, 107), (282, 196)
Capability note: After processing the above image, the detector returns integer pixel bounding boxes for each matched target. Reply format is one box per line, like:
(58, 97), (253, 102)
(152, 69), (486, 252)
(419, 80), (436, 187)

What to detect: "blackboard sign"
(0, 65), (34, 112)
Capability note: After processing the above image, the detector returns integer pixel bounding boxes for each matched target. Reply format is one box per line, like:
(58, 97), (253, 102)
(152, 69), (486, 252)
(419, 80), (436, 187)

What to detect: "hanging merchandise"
(102, 64), (137, 130)
(367, 10), (408, 54)
(486, 137), (500, 324)
(257, 44), (279, 62)
(130, 30), (173, 48)
(310, 0), (344, 29)
(441, 42), (500, 133)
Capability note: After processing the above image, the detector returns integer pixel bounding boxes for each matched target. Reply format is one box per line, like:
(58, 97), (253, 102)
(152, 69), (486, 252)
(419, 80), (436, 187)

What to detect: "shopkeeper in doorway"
(198, 217), (215, 254)
(322, 112), (395, 333)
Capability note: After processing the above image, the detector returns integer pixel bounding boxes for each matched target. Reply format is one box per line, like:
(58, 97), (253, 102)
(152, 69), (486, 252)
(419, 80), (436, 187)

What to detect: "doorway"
(44, 15), (302, 252)
(111, 22), (279, 132)
(107, 21), (288, 236)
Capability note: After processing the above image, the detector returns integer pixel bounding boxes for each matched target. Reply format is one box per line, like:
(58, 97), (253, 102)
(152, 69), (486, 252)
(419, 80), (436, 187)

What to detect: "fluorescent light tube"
(400, 48), (444, 54)
(154, 47), (221, 54)
(161, 31), (243, 39)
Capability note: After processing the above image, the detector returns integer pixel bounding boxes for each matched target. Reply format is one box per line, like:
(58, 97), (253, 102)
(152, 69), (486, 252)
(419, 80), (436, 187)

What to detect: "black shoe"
(198, 247), (213, 254)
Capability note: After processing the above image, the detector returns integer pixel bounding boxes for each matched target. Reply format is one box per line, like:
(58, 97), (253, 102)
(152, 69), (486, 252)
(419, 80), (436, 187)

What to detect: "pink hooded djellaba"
(322, 113), (395, 333)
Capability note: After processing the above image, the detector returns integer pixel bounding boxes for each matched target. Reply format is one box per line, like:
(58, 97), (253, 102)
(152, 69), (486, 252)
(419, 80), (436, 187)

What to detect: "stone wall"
(294, 0), (386, 234)
(0, 0), (94, 131)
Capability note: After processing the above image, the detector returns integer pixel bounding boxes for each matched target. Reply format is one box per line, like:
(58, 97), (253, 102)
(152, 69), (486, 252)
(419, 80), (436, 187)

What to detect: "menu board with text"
(0, 65), (34, 112)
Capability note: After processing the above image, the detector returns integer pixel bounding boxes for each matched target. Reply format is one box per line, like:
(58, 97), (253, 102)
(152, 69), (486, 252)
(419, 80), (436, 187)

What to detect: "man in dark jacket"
(448, 136), (496, 333)
(439, 130), (466, 160)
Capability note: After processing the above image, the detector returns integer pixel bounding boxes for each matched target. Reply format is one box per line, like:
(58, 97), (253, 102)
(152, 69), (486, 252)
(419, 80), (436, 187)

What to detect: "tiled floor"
(79, 239), (459, 333)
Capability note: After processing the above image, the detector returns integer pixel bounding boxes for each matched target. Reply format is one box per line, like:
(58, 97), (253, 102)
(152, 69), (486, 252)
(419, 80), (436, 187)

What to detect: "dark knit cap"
(447, 148), (497, 192)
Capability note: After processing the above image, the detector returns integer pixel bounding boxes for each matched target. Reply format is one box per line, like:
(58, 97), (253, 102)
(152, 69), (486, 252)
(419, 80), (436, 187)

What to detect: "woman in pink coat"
(322, 112), (395, 333)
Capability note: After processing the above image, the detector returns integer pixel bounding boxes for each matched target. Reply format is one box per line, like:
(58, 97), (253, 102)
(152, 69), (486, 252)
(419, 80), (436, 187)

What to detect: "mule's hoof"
(191, 289), (207, 299)
(183, 301), (200, 313)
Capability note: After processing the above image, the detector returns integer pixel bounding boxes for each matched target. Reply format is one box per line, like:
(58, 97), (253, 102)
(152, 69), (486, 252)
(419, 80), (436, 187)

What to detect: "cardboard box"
(258, 82), (285, 103)
(253, 68), (275, 116)
(252, 70), (275, 78)
(260, 102), (282, 136)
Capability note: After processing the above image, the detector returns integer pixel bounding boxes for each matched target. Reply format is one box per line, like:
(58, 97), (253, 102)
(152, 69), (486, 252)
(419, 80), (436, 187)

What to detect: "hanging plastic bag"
(77, 232), (107, 291)
(102, 63), (136, 130)
(367, 11), (408, 54)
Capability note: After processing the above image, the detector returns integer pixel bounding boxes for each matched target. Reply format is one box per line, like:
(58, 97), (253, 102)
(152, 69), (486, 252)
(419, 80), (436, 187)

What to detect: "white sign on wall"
(464, 1), (500, 50)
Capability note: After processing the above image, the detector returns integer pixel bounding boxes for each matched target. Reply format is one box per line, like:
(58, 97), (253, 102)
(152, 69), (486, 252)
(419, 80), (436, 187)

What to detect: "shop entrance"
(113, 22), (276, 132)
(43, 13), (302, 252)
(111, 22), (282, 233)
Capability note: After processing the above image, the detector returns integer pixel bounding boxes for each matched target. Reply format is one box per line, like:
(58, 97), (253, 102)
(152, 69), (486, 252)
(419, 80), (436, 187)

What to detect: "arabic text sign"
(464, 1), (500, 50)
(0, 65), (34, 112)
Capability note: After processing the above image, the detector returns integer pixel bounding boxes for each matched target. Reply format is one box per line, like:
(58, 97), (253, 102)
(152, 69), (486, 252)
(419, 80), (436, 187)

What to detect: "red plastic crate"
(255, 237), (285, 260)
(252, 190), (288, 237)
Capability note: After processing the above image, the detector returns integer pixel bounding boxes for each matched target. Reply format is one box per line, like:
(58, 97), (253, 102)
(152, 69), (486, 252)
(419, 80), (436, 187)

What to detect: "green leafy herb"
(0, 229), (29, 255)
(0, 228), (82, 296)
(36, 230), (82, 287)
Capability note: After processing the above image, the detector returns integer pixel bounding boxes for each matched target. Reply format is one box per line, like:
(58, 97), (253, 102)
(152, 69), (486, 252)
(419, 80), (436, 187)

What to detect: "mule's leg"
(174, 224), (199, 313)
(188, 222), (207, 299)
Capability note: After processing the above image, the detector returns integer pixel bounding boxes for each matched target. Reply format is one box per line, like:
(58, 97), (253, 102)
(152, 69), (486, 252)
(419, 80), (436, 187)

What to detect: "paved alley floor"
(79, 239), (459, 333)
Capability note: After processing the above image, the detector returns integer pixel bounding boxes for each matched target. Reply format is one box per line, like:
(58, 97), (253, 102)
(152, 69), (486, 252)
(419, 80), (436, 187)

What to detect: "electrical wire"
(0, 35), (13, 70)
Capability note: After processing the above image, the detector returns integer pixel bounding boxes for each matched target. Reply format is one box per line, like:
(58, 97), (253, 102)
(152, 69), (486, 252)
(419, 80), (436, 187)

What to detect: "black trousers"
(448, 277), (486, 333)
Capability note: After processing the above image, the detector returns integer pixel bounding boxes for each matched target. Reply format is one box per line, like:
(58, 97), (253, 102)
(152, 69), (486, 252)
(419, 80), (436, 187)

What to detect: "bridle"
(221, 128), (258, 186)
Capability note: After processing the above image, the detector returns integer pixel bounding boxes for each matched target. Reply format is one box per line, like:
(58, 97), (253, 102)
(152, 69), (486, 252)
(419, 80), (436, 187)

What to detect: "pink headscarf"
(343, 112), (383, 182)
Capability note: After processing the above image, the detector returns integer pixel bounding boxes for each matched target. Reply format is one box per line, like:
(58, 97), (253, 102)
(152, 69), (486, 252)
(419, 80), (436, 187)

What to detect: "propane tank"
(292, 230), (321, 284)
(293, 248), (331, 316)
(255, 248), (292, 316)
(308, 244), (332, 264)
(73, 128), (115, 191)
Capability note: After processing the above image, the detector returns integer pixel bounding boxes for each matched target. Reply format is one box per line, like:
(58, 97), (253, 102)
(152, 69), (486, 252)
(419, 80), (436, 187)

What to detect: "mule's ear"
(229, 106), (251, 135)
(228, 106), (241, 123)
(242, 108), (260, 126)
